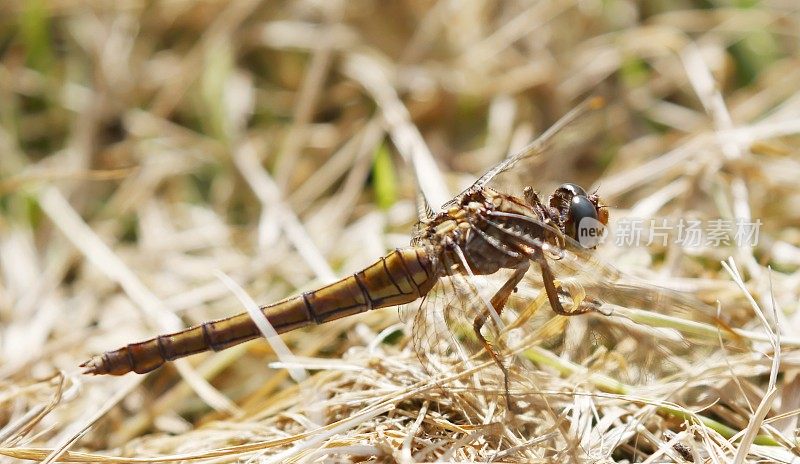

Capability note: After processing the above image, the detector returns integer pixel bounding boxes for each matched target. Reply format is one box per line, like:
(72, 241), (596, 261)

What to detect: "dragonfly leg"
(534, 250), (593, 316)
(472, 263), (529, 413)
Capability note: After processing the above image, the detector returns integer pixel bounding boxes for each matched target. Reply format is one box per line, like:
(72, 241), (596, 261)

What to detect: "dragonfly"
(81, 97), (718, 405)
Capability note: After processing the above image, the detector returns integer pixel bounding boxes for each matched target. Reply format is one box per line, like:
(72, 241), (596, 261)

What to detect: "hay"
(1, 1), (799, 462)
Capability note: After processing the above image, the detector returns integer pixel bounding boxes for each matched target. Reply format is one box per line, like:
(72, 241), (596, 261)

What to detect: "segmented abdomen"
(81, 248), (436, 375)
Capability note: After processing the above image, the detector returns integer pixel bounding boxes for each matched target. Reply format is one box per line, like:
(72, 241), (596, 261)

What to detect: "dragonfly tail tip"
(79, 357), (105, 375)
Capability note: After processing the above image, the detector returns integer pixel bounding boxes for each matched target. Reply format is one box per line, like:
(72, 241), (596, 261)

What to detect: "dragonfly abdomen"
(81, 248), (435, 376)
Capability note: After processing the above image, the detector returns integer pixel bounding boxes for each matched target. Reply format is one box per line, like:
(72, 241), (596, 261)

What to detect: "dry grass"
(2, 1), (800, 462)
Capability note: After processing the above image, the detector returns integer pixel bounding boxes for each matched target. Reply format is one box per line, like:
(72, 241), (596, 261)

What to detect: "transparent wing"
(410, 270), (512, 399)
(484, 208), (725, 327)
(409, 262), (575, 412)
(493, 217), (737, 398)
(460, 96), (606, 200)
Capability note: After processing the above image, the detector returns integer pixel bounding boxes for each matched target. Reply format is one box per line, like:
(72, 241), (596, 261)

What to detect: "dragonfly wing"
(517, 235), (733, 390)
(469, 96), (606, 193)
(409, 266), (570, 407)
(411, 271), (507, 394)
(540, 237), (721, 322)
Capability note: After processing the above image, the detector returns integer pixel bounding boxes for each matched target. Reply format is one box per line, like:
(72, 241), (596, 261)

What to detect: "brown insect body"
(82, 98), (608, 376)
(81, 185), (586, 376)
(82, 247), (436, 375)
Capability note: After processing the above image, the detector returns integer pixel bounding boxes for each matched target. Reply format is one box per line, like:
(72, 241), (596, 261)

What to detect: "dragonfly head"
(550, 183), (608, 248)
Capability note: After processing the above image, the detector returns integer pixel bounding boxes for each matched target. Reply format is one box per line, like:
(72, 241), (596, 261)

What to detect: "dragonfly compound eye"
(558, 182), (587, 198)
(550, 182), (589, 212)
(566, 195), (605, 248)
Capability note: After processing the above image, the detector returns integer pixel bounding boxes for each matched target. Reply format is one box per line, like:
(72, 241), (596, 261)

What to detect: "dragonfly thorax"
(414, 183), (607, 278)
(414, 187), (548, 276)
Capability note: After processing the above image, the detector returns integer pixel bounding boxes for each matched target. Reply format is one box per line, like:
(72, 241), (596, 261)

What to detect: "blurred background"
(2, 0), (800, 461)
